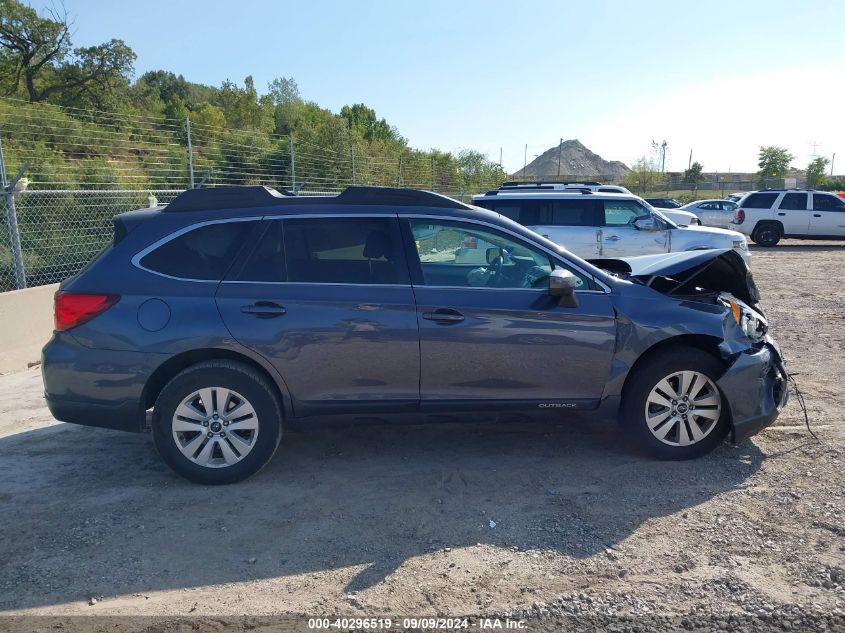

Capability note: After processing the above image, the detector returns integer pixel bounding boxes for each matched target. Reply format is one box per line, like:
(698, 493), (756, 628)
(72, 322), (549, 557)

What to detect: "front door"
(404, 218), (616, 407)
(808, 193), (845, 236)
(215, 215), (420, 415)
(600, 199), (668, 256)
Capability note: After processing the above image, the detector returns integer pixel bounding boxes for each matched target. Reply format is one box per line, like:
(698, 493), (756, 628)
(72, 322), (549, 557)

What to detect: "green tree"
(806, 156), (830, 189)
(683, 161), (704, 190)
(215, 76), (273, 131)
(267, 77), (300, 105)
(622, 157), (661, 194)
(340, 103), (399, 144)
(0, 0), (135, 103)
(757, 146), (794, 178)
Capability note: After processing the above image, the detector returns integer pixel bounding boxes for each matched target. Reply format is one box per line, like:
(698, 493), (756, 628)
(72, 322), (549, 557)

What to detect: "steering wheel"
(486, 249), (505, 287)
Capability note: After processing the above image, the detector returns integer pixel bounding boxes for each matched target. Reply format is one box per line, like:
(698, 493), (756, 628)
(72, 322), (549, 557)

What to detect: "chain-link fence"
(0, 96), (512, 291)
(1, 190), (183, 292)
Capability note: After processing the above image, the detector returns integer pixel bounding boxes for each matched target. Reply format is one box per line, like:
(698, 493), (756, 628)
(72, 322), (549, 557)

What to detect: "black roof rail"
(335, 186), (469, 208)
(164, 185), (291, 212)
(164, 185), (469, 213)
(480, 187), (593, 196)
(500, 180), (603, 187)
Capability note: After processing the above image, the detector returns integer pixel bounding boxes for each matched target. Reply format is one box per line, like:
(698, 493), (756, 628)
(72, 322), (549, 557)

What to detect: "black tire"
(621, 347), (729, 460)
(152, 360), (282, 484)
(751, 222), (782, 247)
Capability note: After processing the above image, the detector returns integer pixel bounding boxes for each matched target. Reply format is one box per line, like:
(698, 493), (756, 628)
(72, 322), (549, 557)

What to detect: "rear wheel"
(622, 347), (729, 460)
(152, 360), (282, 484)
(751, 222), (782, 247)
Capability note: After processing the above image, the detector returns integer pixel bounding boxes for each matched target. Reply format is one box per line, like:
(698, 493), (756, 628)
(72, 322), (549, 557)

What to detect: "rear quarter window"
(139, 220), (255, 280)
(742, 193), (779, 209)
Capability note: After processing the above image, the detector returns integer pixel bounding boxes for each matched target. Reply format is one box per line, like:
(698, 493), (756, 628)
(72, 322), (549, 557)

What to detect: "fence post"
(289, 135), (296, 192)
(397, 153), (403, 187)
(431, 155), (435, 191)
(0, 135), (27, 289)
(185, 116), (195, 188)
(350, 144), (356, 185)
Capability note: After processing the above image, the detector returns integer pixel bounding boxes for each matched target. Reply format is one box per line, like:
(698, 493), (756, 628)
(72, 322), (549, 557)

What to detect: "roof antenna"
(292, 179), (307, 195)
(194, 172), (212, 189)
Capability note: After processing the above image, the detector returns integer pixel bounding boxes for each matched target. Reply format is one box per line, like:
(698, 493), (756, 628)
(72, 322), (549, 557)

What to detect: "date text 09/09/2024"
(307, 617), (527, 630)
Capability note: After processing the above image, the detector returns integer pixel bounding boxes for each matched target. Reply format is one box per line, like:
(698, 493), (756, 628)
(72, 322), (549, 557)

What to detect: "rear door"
(404, 217), (616, 406)
(808, 193), (845, 236)
(215, 214), (420, 415)
(775, 192), (811, 235)
(600, 199), (669, 256)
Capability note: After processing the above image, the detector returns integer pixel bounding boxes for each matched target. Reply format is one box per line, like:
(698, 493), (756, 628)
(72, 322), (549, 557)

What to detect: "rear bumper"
(718, 338), (788, 444)
(42, 332), (166, 433)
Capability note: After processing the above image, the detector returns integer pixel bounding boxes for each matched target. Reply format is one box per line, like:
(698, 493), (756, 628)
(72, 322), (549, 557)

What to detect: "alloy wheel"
(171, 387), (259, 468)
(644, 371), (722, 447)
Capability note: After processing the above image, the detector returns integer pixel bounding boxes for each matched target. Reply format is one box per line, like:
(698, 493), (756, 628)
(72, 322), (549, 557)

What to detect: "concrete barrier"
(0, 283), (58, 374)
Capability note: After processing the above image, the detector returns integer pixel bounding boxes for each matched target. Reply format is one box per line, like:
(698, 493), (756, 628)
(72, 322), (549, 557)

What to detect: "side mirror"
(634, 216), (659, 231)
(548, 269), (579, 307)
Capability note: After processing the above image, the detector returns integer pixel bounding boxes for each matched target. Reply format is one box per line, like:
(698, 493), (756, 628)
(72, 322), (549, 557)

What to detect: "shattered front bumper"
(717, 336), (789, 444)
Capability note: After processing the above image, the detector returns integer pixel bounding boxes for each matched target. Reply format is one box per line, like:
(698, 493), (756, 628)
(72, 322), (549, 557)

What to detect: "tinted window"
(698, 202), (716, 210)
(237, 220), (286, 282)
(743, 193), (779, 208)
(603, 200), (651, 226)
(813, 194), (845, 211)
(409, 219), (590, 290)
(475, 199), (600, 226)
(778, 193), (807, 210)
(283, 217), (405, 284)
(140, 221), (254, 280)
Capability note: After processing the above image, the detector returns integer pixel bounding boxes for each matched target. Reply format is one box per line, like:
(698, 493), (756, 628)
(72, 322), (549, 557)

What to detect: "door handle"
(777, 212), (786, 216)
(813, 213), (822, 217)
(604, 235), (621, 241)
(241, 301), (287, 318)
(422, 309), (465, 324)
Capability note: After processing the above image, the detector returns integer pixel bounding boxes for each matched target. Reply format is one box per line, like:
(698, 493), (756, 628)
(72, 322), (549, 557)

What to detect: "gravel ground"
(0, 240), (843, 631)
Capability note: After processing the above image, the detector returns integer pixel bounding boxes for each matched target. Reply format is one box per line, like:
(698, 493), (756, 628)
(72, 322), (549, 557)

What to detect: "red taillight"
(54, 292), (119, 332)
(735, 209), (746, 224)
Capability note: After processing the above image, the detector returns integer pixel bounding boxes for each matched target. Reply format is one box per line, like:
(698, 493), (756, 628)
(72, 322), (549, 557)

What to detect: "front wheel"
(152, 360), (282, 484)
(622, 347), (729, 460)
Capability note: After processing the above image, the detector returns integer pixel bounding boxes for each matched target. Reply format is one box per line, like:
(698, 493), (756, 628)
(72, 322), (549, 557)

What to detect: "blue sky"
(64, 0), (845, 174)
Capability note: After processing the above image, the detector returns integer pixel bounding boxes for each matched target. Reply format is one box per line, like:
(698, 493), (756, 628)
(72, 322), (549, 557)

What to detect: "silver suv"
(473, 184), (751, 266)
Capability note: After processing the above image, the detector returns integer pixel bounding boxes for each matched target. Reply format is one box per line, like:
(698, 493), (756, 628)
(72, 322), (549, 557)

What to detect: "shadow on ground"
(0, 417), (764, 610)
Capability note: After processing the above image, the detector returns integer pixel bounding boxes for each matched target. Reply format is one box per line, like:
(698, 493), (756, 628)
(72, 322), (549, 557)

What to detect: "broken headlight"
(720, 294), (768, 342)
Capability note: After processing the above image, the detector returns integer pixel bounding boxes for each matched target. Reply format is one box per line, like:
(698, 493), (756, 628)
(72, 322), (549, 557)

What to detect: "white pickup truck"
(472, 184), (751, 267)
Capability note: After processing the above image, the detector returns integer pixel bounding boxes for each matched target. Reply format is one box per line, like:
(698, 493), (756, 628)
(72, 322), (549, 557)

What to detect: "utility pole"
(557, 138), (563, 177)
(499, 147), (503, 168)
(523, 144), (527, 179)
(831, 153), (836, 176)
(688, 148), (693, 171)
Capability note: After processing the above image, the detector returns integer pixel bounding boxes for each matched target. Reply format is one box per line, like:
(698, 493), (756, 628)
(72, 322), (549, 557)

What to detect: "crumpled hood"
(589, 249), (759, 305)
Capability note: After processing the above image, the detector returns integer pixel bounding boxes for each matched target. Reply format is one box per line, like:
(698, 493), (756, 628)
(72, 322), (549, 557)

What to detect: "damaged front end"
(593, 249), (789, 444)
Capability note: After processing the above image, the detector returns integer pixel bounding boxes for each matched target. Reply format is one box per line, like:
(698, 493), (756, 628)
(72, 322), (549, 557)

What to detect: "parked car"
(42, 186), (786, 484)
(680, 199), (739, 228)
(644, 197), (682, 209)
(473, 185), (751, 266)
(732, 189), (845, 246)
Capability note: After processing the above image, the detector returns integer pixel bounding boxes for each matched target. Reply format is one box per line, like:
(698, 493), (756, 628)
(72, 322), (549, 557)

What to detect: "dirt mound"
(513, 139), (629, 181)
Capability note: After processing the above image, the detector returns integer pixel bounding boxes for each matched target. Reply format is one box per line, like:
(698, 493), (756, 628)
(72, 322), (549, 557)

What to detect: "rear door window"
(813, 194), (845, 211)
(742, 193), (779, 208)
(778, 193), (808, 210)
(280, 217), (407, 284)
(139, 220), (256, 280)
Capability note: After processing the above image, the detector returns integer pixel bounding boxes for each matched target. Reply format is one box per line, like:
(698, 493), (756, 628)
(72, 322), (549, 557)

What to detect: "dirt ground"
(1, 240), (844, 631)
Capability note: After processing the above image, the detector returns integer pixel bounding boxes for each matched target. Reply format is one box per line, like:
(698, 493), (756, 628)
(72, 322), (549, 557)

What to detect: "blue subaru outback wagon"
(42, 186), (788, 484)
